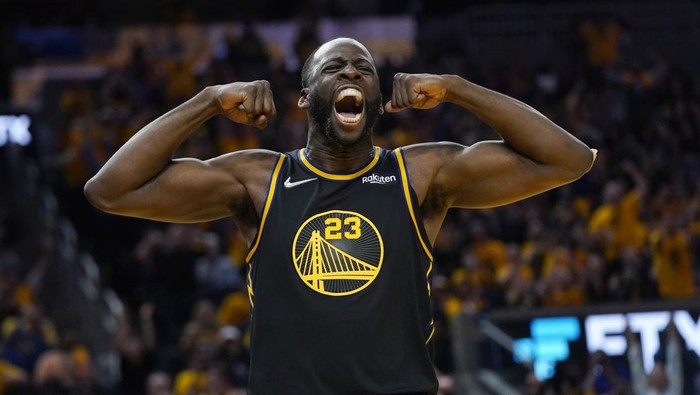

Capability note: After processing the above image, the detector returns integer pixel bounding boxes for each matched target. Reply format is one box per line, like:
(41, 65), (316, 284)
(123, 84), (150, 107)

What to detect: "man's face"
(302, 39), (383, 147)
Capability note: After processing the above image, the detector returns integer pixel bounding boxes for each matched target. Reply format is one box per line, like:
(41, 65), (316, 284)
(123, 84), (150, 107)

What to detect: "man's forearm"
(84, 87), (220, 206)
(442, 75), (595, 176)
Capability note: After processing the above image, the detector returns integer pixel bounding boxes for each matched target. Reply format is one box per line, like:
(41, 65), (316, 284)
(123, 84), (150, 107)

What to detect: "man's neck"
(305, 138), (375, 173)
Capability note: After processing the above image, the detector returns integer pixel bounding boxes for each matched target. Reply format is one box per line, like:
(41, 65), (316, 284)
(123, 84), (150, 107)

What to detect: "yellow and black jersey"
(246, 147), (437, 394)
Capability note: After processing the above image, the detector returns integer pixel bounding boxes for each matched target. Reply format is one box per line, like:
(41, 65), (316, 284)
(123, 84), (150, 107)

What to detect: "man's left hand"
(385, 73), (448, 112)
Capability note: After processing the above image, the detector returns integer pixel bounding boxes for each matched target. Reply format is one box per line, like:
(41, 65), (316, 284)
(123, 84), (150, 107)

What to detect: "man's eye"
(324, 65), (341, 72)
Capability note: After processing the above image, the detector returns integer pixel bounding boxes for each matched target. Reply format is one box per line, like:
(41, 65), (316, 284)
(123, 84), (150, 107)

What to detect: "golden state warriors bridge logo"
(292, 210), (384, 296)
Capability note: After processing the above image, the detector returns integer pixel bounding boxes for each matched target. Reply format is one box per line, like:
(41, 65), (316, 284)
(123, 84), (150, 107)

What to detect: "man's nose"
(339, 65), (361, 80)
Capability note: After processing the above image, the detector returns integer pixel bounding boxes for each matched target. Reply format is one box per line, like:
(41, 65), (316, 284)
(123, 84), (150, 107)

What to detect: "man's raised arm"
(388, 73), (595, 211)
(84, 81), (278, 224)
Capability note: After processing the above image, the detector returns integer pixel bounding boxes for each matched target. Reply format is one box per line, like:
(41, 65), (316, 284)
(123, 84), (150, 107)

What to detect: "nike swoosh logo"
(283, 177), (317, 188)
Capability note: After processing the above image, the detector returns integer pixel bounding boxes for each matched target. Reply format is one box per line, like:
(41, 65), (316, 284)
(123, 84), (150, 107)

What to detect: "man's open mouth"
(333, 87), (364, 124)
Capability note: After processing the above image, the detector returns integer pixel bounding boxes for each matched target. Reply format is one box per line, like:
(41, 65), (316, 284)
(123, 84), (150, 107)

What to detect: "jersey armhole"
(393, 148), (434, 262)
(394, 148), (436, 345)
(245, 153), (286, 263)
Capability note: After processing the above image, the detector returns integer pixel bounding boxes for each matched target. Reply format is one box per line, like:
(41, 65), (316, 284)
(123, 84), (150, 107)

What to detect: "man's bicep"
(107, 158), (244, 223)
(437, 141), (564, 209)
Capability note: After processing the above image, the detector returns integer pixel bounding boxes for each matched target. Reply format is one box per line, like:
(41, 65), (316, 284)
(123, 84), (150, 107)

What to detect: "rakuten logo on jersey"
(361, 174), (396, 184)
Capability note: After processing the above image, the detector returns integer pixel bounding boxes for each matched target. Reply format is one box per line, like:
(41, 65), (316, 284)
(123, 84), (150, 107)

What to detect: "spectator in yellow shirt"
(174, 346), (209, 395)
(588, 161), (648, 263)
(649, 214), (696, 299)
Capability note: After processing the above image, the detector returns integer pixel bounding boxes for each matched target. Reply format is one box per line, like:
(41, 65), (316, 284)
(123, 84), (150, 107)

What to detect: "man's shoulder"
(208, 149), (285, 170)
(206, 149), (287, 188)
(398, 141), (466, 164)
(392, 142), (465, 200)
(216, 148), (284, 161)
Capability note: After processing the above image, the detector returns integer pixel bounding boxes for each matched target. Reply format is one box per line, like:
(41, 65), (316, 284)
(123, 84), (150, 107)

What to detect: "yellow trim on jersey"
(426, 319), (435, 344)
(426, 261), (433, 296)
(246, 268), (254, 308)
(246, 154), (286, 263)
(394, 149), (433, 262)
(299, 146), (381, 180)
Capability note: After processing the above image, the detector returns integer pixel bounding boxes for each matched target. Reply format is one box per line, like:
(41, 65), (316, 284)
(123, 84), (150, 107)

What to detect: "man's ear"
(298, 88), (310, 109)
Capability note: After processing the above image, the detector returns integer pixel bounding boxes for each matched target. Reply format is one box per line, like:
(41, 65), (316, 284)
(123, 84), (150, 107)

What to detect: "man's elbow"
(563, 147), (596, 182)
(83, 177), (118, 213)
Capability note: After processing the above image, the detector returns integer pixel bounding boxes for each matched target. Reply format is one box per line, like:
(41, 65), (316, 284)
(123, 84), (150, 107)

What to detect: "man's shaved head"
(301, 38), (374, 88)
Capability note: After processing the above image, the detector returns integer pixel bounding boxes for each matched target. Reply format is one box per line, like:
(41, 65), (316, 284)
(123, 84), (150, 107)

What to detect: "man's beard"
(308, 92), (383, 147)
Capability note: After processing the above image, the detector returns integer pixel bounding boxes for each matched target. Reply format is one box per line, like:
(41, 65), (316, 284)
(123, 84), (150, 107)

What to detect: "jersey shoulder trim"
(394, 148), (433, 262)
(245, 153), (287, 263)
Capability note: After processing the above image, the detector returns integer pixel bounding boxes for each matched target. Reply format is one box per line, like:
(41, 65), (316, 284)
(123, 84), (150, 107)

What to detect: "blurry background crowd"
(0, 0), (699, 394)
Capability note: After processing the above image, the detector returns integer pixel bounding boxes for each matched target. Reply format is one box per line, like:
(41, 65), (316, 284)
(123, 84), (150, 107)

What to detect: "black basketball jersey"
(245, 147), (438, 394)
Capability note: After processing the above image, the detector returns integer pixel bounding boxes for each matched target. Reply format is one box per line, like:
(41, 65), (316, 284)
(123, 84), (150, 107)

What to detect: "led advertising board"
(510, 310), (699, 380)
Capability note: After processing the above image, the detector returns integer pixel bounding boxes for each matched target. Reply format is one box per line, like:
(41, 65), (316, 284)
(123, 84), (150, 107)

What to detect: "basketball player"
(84, 38), (595, 394)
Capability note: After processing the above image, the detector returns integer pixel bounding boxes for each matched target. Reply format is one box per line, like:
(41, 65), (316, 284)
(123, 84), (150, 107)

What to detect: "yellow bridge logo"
(292, 210), (384, 296)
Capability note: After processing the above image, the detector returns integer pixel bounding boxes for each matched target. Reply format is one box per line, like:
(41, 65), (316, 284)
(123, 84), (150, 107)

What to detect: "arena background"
(0, 1), (699, 394)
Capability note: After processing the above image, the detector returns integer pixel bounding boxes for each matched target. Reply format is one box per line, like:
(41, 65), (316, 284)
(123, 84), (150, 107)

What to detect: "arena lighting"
(585, 310), (700, 373)
(0, 114), (32, 147)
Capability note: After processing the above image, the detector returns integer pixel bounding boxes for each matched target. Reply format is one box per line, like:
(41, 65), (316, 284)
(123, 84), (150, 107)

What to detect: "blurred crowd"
(1, 7), (699, 395)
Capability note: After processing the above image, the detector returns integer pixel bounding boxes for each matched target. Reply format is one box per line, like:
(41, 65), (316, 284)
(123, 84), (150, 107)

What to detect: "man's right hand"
(214, 80), (276, 129)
